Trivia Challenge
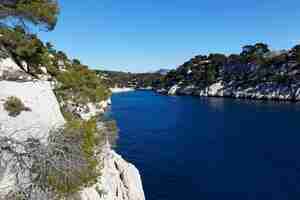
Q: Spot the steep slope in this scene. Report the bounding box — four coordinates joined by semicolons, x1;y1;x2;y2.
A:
80;145;145;200
0;53;145;199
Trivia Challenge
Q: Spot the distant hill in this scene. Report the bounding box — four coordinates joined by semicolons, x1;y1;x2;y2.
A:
155;69;171;75
95;69;164;88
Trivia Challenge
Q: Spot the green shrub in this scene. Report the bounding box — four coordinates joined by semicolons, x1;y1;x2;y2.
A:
0;27;53;75
2;118;108;199
0;0;59;31
45;119;105;197
55;66;111;104
4;96;30;117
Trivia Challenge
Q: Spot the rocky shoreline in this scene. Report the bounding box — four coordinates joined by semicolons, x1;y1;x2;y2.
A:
157;81;300;102
110;87;135;93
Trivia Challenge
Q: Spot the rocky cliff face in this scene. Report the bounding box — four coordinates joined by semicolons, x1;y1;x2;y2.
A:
0;58;145;200
156;44;300;101
166;81;300;101
80;145;145;200
0;78;65;197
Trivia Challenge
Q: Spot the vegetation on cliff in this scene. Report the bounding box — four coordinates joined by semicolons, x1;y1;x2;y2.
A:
0;1;117;199
4;96;30;117
56;65;111;105
157;43;300;97
0;0;59;31
45;119;103;197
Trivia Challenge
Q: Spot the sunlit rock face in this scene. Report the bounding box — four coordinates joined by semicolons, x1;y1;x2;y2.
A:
0;57;145;200
0;57;32;81
0;80;65;196
80;145;145;200
0;80;65;143
165;80;300;101
168;84;180;95
63;98;112;121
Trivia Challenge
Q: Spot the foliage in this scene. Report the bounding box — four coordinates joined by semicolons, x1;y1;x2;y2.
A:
45;42;56;54
55;66;111;104
271;74;290;84
205;64;217;84
96;69;165;89
0;27;112;107
208;53;227;66
4;96;30;117
45;119;103;197
0;26;53;75
159;42;300;91
0;1;116;199
0;118;107;199
0;0;59;31
240;43;270;64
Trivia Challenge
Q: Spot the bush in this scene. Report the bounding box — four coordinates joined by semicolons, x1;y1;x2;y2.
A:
0;27;52;75
44;119;105;197
0;119;105;199
4;96;30;117
0;118;107;199
55;66;111;104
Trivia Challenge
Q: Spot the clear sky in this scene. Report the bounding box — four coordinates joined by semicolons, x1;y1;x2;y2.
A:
39;0;300;73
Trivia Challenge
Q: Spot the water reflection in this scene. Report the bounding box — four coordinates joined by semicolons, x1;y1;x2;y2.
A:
204;97;225;112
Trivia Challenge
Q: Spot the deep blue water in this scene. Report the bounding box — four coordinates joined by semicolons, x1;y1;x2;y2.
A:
109;91;300;200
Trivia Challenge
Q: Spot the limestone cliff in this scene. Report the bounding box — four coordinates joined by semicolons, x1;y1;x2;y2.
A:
155;45;300;102
0;58;145;200
80;145;145;200
166;81;300;101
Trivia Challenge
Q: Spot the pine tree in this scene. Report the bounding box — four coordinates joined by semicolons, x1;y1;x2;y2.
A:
0;0;59;31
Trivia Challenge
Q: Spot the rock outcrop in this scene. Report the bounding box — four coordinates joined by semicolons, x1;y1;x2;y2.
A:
0;80;65;196
167;84;180;95
154;44;300;102
0;57;32;81
80;145;145;200
0;80;65;142
166;81;300;101
62;99;112;121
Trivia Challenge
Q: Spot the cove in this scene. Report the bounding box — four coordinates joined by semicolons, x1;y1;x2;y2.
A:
109;91;300;200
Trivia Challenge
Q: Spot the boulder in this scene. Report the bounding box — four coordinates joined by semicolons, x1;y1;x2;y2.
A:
0;57;32;81
168;84;180;95
208;82;224;96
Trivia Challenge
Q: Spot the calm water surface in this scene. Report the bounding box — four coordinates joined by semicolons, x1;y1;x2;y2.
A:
109;91;300;200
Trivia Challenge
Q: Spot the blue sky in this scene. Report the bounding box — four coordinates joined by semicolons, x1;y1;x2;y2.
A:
39;0;300;72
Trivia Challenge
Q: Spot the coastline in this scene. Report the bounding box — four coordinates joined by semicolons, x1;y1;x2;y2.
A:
110;87;135;93
154;82;300;102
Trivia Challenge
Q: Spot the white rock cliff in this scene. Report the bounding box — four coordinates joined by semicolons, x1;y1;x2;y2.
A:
80;145;145;200
167;81;300;101
0;58;145;200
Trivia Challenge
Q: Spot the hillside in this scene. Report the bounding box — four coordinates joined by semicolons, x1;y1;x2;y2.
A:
0;1;145;199
156;43;300;101
0;28;145;200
